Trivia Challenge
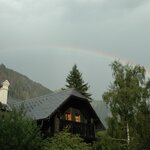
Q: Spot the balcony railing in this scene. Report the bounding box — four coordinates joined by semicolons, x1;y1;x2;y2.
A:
59;119;95;141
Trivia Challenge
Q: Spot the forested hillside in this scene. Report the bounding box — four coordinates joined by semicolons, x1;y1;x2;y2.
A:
0;64;52;100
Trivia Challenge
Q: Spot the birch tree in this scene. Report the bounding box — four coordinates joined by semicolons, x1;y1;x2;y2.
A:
102;61;150;150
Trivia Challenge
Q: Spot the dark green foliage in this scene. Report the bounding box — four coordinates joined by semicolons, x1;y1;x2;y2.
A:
43;129;89;150
135;102;150;150
0;108;43;150
66;64;92;100
93;131;122;150
0;64;52;100
100;61;150;150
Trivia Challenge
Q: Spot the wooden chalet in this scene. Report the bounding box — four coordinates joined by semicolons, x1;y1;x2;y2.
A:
7;88;104;142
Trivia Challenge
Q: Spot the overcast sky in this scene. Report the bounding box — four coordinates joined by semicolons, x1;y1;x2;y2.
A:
0;0;150;100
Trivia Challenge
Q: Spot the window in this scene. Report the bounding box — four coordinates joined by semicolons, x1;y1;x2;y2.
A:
75;114;80;122
65;112;72;121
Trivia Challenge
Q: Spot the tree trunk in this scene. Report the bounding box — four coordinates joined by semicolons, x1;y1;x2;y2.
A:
127;122;130;149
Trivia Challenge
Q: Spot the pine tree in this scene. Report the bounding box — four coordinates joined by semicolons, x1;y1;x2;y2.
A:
66;64;92;100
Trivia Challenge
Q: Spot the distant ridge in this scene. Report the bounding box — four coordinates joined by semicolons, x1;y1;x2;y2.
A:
0;64;52;100
91;100;111;128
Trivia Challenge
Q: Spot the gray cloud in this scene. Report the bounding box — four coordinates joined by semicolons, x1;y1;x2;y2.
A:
0;0;150;99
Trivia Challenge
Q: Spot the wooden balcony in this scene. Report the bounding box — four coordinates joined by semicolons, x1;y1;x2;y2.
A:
59;119;95;141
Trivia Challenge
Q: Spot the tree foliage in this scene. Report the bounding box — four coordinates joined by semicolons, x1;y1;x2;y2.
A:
100;61;150;150
66;64;92;100
93;131;122;150
0;108;43;150
43;129;89;150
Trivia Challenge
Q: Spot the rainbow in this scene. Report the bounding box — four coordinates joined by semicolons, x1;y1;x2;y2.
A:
47;44;150;77
3;44;150;77
48;44;124;62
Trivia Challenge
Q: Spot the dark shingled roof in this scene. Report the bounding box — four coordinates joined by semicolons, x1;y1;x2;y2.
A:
8;88;88;120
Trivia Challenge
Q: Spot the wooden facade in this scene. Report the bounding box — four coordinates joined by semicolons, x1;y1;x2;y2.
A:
38;95;104;142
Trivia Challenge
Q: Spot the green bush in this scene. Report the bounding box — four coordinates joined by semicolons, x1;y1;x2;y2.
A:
0;108;42;150
93;131;122;150
44;129;89;150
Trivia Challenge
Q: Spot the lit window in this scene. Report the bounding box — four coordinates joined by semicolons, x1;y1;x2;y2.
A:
75;114;80;122
65;112;72;121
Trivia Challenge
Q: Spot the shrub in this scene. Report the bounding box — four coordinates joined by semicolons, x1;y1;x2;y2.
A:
0;108;42;150
44;129;89;150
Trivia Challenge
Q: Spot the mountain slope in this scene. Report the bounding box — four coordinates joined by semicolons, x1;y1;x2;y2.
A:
91;100;111;128
0;64;52;100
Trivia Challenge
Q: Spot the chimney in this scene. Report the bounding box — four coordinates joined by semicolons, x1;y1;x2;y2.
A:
0;80;10;104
